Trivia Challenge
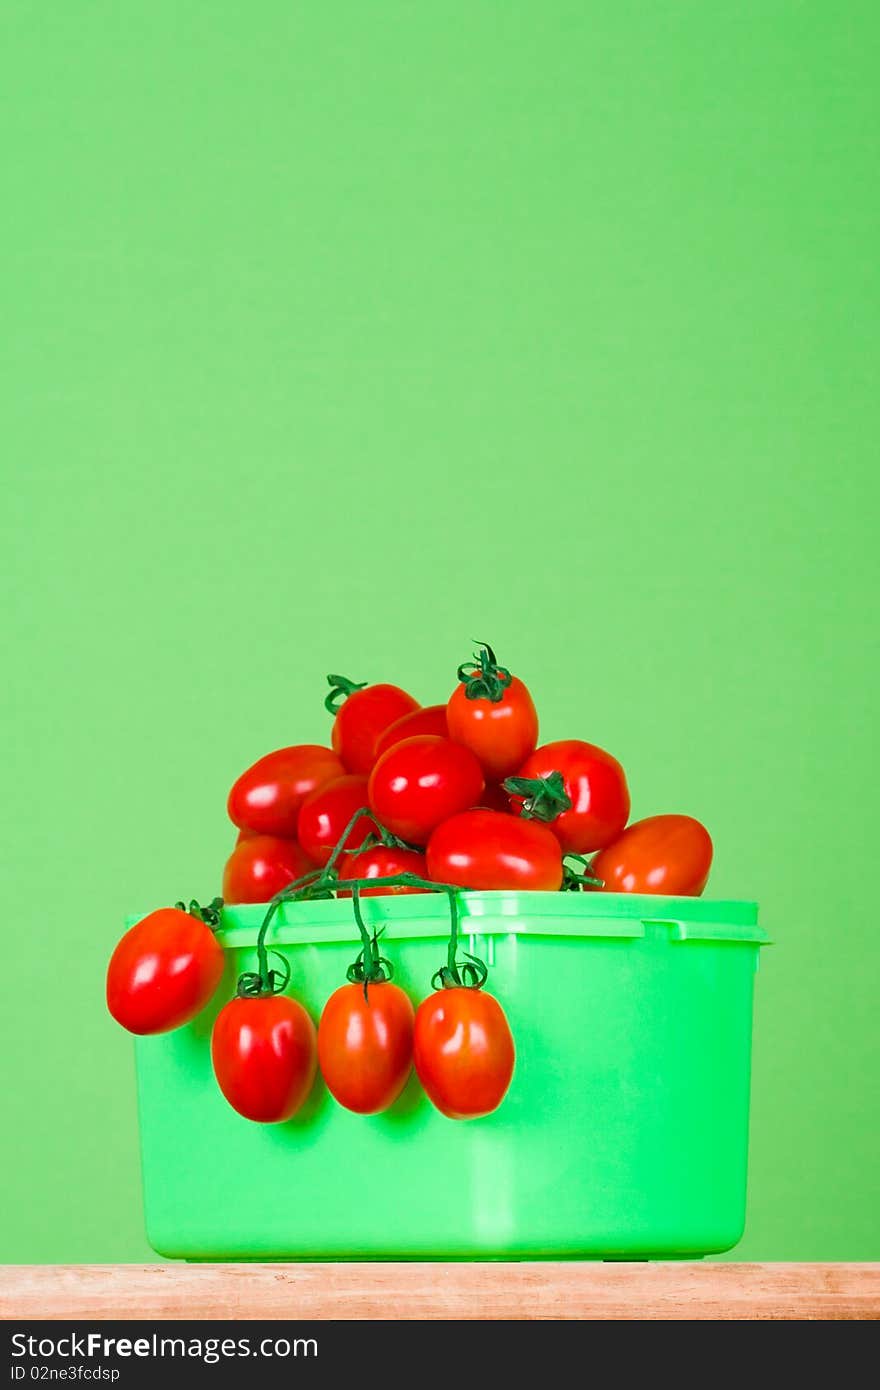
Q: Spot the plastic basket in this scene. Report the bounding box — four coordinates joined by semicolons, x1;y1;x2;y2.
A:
133;890;767;1260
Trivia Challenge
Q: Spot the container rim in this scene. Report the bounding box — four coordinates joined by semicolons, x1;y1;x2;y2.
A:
127;892;767;946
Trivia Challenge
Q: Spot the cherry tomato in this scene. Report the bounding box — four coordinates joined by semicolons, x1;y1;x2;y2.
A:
591;814;713;896
318;981;414;1114
235;827;259;844
339;843;429;896
297;774;376;866
447;662;538;781
228;745;345;837
212;994;317;1123
222;835;312;904
427;808;563;891
374;704;448;759
329;677;420;774
106;906;225;1035
511;739;630;853
368;736;484;844
414;988;515;1120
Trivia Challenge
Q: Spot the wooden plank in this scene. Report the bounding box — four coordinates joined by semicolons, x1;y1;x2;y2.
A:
0;1263;877;1321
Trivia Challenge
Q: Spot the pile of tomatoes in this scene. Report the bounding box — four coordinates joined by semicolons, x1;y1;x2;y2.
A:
106;643;713;1129
223;645;713;903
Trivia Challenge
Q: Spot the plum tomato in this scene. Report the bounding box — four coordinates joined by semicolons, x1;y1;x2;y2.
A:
368;736;484;844
318;981;415;1114
446;645;538;781
106;903;225;1035
222;835;312;904
414;987;515;1120
509;739;630;854
212;994;317;1123
228;745;344;837
374;704;448;759
297;774;376;866
426;808;563;891
327;675;420;775
591;814;713;896
338;843;429;895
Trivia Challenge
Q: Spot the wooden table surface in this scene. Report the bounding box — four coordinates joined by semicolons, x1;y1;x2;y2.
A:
0;1263;877;1321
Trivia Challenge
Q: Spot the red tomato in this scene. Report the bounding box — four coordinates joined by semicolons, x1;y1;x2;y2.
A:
329;678;420;775
511;739;630;853
222;836;312;904
235;827;259;844
427;809;563;891
591;814;713;896
368;736;484;844
297;774;376;866
212;994;317;1123
318;982;414;1114
374;704;448;759
228;745;344;837
338;844;429;896
447;678;538;781
106;906;225;1035
414;988;515;1120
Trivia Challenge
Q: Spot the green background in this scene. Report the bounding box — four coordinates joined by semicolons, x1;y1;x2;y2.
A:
2;1;877;1263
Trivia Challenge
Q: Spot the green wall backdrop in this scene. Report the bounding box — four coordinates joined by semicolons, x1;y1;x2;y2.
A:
2;2;878;1262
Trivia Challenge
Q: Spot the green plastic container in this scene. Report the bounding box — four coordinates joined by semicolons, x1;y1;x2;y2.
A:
133;891;767;1260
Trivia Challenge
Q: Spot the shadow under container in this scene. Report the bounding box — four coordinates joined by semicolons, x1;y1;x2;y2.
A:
133;891;767;1260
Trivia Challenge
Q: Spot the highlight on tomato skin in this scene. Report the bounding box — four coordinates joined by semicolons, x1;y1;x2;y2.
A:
296;774;377;867
426;808;563;892
211;994;318;1124
368;735;485;845
106;907;225;1036
222;835;313;904
446;674;538;782
227;745;345;838
511;739;630;854
590;814;713;896
318;982;415;1115
413;987;515;1120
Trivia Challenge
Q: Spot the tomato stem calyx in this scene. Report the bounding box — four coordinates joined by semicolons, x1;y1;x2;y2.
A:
235;949;291;999
432;953;488;991
324;673;369;714
174;897;224;930
430;886;488;991
561;854;604;891
456;642;513;703
503;770;572;822
346;887;395;1000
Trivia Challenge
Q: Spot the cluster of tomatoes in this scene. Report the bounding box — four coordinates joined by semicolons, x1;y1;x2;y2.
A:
106;892;515;1125
223;645;713;902
106;643;713;1128
211;953;515;1127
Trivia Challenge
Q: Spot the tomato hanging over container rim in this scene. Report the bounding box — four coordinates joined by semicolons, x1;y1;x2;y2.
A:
210;916;318;1124
107;897;226;1036
411;882;516;1120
